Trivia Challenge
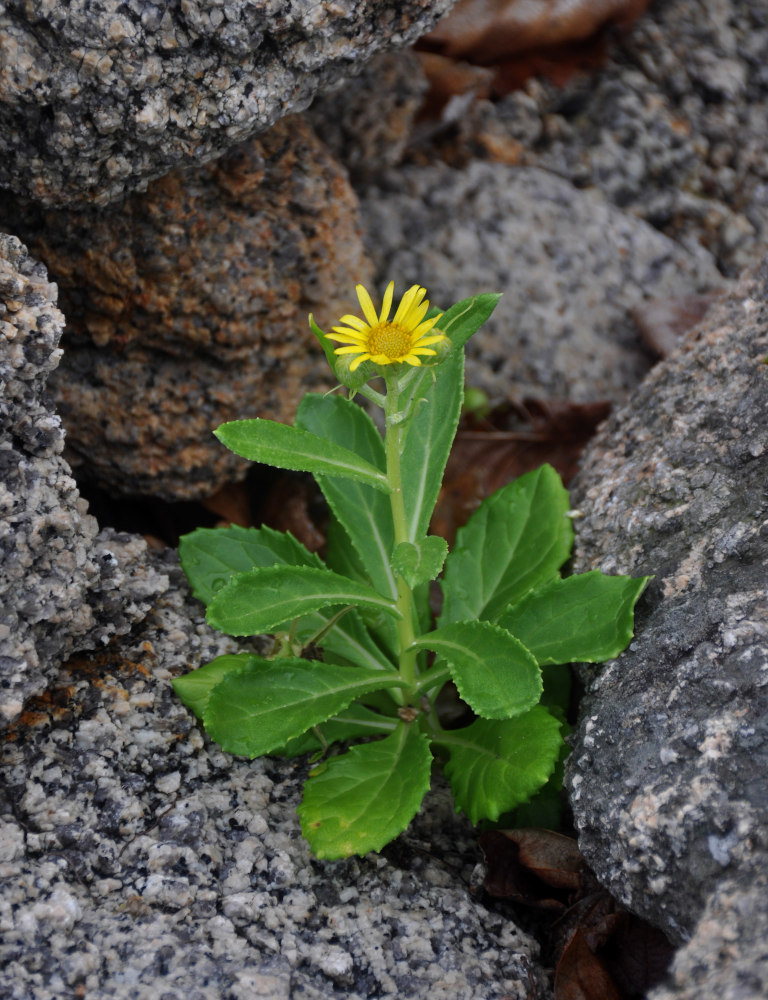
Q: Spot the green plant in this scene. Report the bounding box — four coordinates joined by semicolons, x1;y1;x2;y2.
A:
173;283;649;859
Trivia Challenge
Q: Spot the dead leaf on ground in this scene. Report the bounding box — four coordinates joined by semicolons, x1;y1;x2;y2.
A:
258;473;326;553
555;928;624;1000
480;828;675;1000
423;0;651;64
201;481;252;527
632;290;724;358
432;397;611;544
418;0;651;98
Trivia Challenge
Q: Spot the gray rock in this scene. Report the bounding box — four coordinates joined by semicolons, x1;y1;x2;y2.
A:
470;0;768;276
565;254;768;965
360;161;722;404
0;554;546;1000
0;234;168;727
307;51;429;184
650;871;768;1000
0;0;454;208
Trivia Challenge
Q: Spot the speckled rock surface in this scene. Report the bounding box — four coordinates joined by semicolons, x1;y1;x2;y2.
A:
0;117;372;500
359;161;721;403
0;0;455;208
0;234;168;727
443;0;768;276
650;871;768;1000
565;255;768;962
307;51;429;184
0;553;545;1000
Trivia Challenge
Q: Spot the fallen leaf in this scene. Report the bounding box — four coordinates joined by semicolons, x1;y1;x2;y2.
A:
481;828;675;1000
201;481;251;526
632;291;724;358
555;928;623;1000
432;397;610;543
423;0;651;64
258;472;326;553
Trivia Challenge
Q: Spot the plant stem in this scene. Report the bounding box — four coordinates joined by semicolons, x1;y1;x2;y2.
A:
384;371;419;697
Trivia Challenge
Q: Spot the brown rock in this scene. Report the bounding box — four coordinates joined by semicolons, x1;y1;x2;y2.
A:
1;116;372;500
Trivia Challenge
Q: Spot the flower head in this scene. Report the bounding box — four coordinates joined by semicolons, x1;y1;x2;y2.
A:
327;282;446;372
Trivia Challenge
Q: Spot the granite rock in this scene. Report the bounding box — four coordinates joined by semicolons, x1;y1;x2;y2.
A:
0;0;455;208
0;554;546;1000
359;161;722;404
307;51;429;184
565;255;768;966
0;234;168;727
1;117;373;500
444;0;768;276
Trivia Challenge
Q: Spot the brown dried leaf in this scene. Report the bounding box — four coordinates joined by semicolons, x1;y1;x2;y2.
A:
432;398;610;543
479;830;575;911
555;928;623;1000
259;473;326;553
499;829;586;890
424;0;651;64
201;482;251;527
632;291;724;358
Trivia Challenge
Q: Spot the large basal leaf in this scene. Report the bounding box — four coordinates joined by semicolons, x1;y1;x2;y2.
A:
207;565;401;637
298;723;433;859
438;708;564;824
296;394;398;605
440;464;573;625
179;523;322;605
410;620;541;719
215;419;390;493
172;653;254;720
280;704;399;758
499;571;651;665
203;658;403;758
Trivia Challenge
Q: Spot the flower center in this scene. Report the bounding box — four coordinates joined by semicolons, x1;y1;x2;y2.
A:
368;322;412;359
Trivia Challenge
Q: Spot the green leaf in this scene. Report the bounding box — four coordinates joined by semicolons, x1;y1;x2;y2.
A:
298;723;433;858
309;314;372;392
391;536;448;589
399;343;464;542
440;465;573;624
436;293;502;352
296;395;397;605
410;621;541;719
215;419;390;493
179;524;322;605
280;704;399;757
437;708;564;824
172;653;254;720
204;658;403;758
207;565;401;637
499;571;652;665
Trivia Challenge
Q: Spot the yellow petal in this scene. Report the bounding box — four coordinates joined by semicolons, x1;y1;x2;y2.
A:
410;347;437;356
402;354;423;366
392;285;420;325
412;317;441;338
334;345;367;355
349;352;372;372
356;284;380;327
327;332;366;344
402;297;429;330
337;314;368;331
379;281;394;323
413;333;446;347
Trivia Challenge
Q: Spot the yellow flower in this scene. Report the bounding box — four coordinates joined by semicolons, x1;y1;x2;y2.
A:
327;282;446;372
